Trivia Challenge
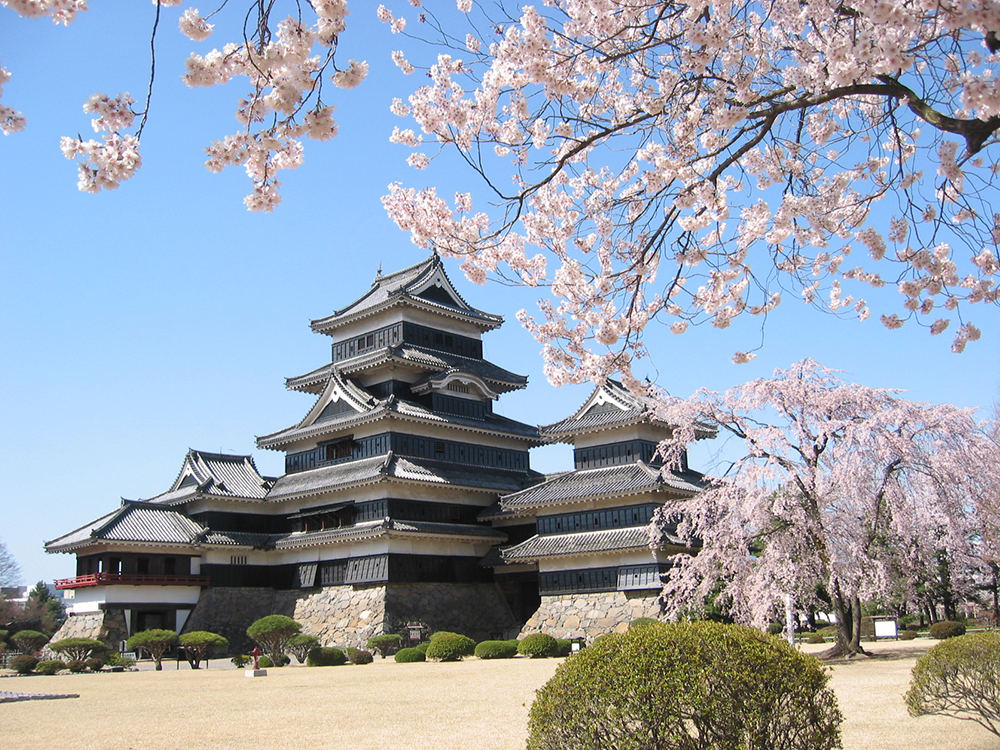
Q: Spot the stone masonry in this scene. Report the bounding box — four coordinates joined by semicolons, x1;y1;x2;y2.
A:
518;590;663;641
47;609;128;651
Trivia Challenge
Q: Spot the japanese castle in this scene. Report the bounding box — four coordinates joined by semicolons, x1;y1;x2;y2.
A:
46;255;707;650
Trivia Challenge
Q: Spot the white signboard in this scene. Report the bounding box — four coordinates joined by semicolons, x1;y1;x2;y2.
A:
874;619;898;638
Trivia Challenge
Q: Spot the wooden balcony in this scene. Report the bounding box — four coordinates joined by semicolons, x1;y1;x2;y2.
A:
54;573;211;590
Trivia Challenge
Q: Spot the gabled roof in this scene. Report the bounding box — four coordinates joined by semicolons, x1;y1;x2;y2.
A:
285;346;527;395
541;379;716;442
264;451;539;502
45;501;209;553
500;523;687;562
151;450;273;504
310;254;503;334
495;462;705;517
256;391;541;450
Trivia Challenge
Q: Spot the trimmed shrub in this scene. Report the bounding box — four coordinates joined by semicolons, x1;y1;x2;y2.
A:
905;623;921;632
394;647;426;663
928;620;966;640
50;637;106;662
85;657;105;671
10;655;39;674
127;629;178;671
105;653;136;669
35;659;66;676
349;649;374;665
65;659;87;673
12;630;49;655
231;654;250;668
367;634;403;657
554;639;573;657
767;622;784;636
899;629;918;641
426;633;476;662
307;647;347;667
527;621;842;750
906;632;1000;737
246;615;301;665
628;617;661;630
806;633;826;644
286;634;320;665
414;642;430;655
259;654;290;668
518;633;559;659
178;631;229;669
475;640;519;660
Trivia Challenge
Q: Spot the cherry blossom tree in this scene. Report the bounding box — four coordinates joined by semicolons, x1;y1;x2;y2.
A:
648;359;994;658
380;0;1000;367
6;1;1000;361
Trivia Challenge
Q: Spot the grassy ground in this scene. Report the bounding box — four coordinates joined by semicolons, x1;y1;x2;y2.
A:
1;639;997;750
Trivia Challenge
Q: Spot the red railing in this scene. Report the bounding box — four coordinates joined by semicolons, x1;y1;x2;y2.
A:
54;573;211;590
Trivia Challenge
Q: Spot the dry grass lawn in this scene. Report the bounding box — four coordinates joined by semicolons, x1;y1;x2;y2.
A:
2;639;997;750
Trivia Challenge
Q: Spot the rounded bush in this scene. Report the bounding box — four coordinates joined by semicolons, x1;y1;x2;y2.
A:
928;620;966;640
554;639;573;657
66;659;87;673
518;633;559;658
10;655;39;674
905;623;921;632
85;657;105;671
899;629;918;641
349;649;374;665
306;647;347;667
394;647;426;663
527;621;842;750
474;640;519;659
906;632;1000;736
105;653;136;669
414;642;430;655
36;659;66;676
806;633;826;644
628;617;661;630
426;633;476;661
767;622;784;636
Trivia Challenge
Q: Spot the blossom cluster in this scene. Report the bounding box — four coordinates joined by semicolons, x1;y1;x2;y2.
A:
5;0;361;211
380;0;1000;374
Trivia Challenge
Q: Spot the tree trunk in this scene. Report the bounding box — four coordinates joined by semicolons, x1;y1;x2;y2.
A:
819;581;867;659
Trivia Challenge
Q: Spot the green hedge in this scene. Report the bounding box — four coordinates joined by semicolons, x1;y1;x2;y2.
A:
394;647;426;663
518;633;559;658
350;649;374;665
306;647;347;667
527;621;842;750
475;640;519;659
928;621;966;640
36;659;66;675
426;633;476;661
906;632;1000;736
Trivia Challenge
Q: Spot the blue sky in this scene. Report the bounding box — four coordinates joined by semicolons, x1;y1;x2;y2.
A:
1;3;997;586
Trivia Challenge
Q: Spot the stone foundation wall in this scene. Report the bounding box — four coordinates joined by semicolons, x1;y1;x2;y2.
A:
384;583;516;642
292;585;386;649
183;587;301;654
518;590;663;641
47;609;128;651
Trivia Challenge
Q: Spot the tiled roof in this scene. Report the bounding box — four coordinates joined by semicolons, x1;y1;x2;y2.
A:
541;380;715;442
256;394;541;449
541;379;666;439
273;518;507;549
149;450;273;504
501;523;686;562
502;527;651;561
265;452;537;502
338;344;528;390
45;502;208;552
265;454;392;501
497;462;704;514
310;255;502;333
